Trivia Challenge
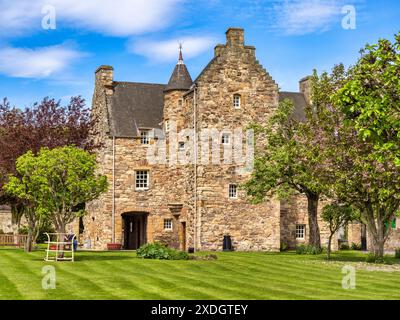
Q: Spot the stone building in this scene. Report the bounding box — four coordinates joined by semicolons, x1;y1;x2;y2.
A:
83;28;346;251
0;205;13;234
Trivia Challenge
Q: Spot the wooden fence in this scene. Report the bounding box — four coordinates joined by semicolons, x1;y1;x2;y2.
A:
0;234;28;247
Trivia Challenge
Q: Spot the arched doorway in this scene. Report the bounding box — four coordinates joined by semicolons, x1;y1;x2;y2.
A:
122;212;148;250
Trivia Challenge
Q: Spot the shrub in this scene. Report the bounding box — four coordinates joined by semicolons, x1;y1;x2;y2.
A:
365;253;386;264
136;242;189;260
395;249;400;259
280;241;288;252
296;244;322;255
350;242;362;251
18;226;29;235
339;243;350;250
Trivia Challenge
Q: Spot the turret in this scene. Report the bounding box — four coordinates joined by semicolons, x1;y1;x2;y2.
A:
163;46;193;133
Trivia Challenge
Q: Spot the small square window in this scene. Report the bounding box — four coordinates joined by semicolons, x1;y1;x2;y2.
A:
178;141;185;150
296;224;306;239
135;170;149;190
165;120;170;133
229;184;237;198
140;130;150;145
178;99;183;107
164;219;173;231
233;94;241;109
222;133;230;145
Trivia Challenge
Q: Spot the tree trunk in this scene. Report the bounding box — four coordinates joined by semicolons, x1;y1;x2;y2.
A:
363;205;386;259
327;234;333;260
306;192;321;250
372;220;385;258
56;222;67;259
25;228;33;252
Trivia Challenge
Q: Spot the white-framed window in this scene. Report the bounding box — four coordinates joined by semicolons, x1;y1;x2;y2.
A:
164;219;173;231
165;120;170;133
222;133;230;145
178;141;185;150
233;94;241;109
135;170;149;190
296;224;306;239
140;130;150;145
229;184;238;199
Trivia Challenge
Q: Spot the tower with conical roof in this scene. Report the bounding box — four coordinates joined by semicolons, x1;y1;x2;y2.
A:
163;45;193;134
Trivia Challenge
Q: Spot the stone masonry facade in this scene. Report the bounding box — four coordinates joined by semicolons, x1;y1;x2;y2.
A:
82;27;396;252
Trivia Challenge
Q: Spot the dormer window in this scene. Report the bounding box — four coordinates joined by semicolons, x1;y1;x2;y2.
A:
233;94;241;109
140;130;150;145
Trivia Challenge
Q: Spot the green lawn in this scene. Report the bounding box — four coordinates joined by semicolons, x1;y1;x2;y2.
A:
0;248;399;300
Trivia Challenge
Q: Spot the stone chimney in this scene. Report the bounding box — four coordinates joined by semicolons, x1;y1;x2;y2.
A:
226;27;244;47
299;76;312;105
95;65;114;95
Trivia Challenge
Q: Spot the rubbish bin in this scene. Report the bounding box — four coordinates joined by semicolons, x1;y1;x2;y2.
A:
223;235;233;251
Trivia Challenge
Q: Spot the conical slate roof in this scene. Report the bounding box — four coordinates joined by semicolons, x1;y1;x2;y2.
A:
164;48;193;92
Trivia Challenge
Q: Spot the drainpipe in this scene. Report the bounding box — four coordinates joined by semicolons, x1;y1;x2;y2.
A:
112;135;116;243
192;84;199;251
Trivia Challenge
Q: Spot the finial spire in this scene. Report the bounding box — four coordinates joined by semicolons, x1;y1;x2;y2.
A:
178;43;183;65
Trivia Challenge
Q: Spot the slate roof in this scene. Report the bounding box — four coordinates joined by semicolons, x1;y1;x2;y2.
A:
109;82;165;137
279;91;307;122
106;85;307;137
164;63;193;92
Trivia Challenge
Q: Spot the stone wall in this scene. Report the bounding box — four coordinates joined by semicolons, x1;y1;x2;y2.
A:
183;28;281;251
0;206;13;234
280;195;338;250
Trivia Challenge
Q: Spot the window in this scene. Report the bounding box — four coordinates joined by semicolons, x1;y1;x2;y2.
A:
233;94;241;109
165;120;170;133
178;141;185;150
229;184;238;198
140;130;150;145
164;219;173;231
135;170;149;190
296;224;306;239
222;133;230;145
178;99;183;107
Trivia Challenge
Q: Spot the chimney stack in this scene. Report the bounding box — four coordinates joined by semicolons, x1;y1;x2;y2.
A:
95;65;114;95
226;28;244;47
299;76;312;105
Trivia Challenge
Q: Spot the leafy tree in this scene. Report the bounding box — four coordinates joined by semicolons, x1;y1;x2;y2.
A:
335;32;400;167
321;203;357;259
0;97;99;244
312;60;400;259
4;146;107;248
244;99;326;250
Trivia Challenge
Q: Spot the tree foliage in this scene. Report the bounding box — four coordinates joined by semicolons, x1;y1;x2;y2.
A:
4;146;107;235
335;32;400;166
311;38;400;258
244;99;326;249
321;203;358;259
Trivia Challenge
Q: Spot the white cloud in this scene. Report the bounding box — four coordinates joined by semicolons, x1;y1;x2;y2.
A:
0;0;183;37
271;0;347;35
0;44;83;78
129;36;216;63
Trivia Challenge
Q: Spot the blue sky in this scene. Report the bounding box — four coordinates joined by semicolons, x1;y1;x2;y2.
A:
0;0;399;108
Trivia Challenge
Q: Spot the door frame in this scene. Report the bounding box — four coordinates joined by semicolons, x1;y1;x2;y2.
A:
122;212;148;250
